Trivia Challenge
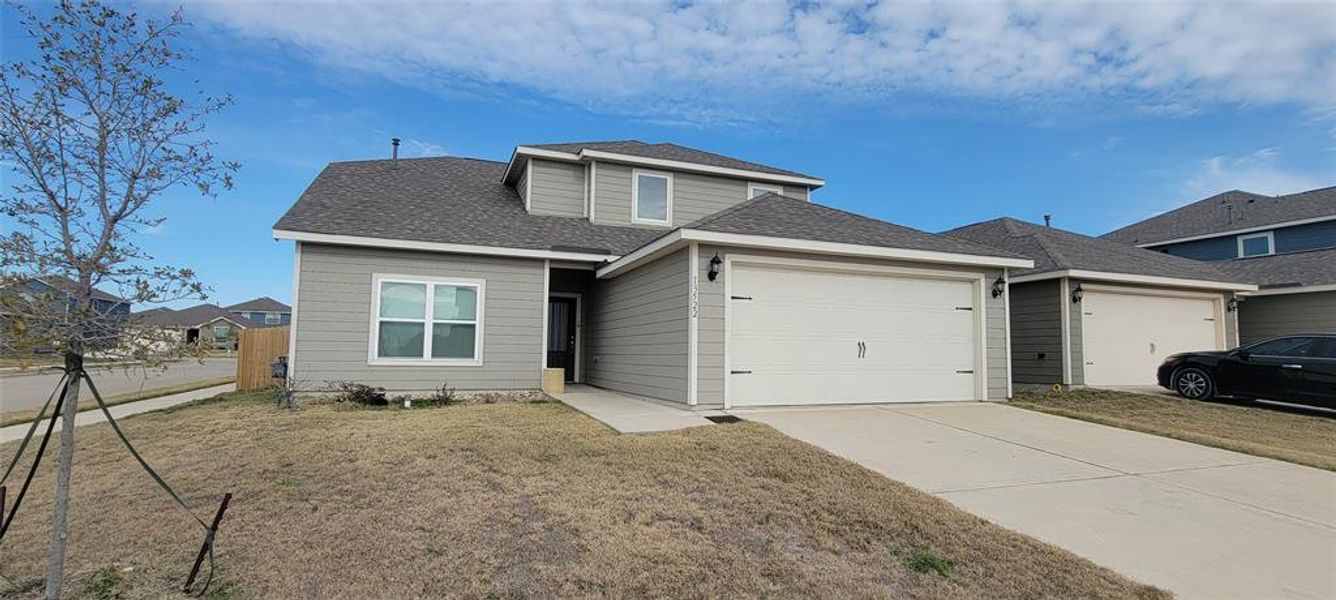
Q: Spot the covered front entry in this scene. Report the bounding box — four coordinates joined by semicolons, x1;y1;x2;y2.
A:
1081;288;1223;386
726;260;982;407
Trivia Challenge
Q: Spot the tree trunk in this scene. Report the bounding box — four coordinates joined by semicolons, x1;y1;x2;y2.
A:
44;350;83;599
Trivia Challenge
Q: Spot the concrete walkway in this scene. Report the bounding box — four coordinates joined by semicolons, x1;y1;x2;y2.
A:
551;385;716;433
738;402;1336;600
0;383;235;444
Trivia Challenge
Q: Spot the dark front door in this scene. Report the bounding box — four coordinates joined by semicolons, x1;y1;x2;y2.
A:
547;297;578;382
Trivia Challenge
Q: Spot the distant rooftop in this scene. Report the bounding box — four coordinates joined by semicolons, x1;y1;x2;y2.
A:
1102;186;1336;246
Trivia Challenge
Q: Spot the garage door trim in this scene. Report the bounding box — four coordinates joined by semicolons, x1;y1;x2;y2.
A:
723;253;989;409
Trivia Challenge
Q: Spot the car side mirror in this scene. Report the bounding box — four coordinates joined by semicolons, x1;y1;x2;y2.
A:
1236;350;1251;361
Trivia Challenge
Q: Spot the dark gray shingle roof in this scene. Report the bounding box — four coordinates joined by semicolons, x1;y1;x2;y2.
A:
945;218;1242;282
1102;186;1336;245
135;303;248;328
524;140;817;180
40;276;124;303
684;194;1024;259
226;297;291;313
1215;248;1336;288
274;156;662;256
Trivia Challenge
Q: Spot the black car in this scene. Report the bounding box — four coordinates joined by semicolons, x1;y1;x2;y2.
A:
1157;333;1336;409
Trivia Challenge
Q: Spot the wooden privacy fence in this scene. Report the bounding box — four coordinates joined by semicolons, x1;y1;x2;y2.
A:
236;326;289;391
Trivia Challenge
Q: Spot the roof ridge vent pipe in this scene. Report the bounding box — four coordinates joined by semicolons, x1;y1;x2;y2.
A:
1043;214;1051;227
391;138;401;169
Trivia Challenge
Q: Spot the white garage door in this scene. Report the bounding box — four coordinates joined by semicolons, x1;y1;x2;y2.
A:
1082;290;1222;386
727;264;980;407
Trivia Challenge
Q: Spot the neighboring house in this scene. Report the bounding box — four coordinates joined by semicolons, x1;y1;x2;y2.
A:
227;296;292;326
0;276;131;351
1102;186;1336;342
945;218;1255;388
134;303;251;351
274;140;1033;407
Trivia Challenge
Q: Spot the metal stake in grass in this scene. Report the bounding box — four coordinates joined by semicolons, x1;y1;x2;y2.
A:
184;493;233;593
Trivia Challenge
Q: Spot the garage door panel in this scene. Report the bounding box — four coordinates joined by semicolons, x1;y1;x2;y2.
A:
728;264;981;406
1083;290;1221;386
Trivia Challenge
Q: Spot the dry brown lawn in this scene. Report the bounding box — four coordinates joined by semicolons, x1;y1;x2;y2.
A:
1014;388;1336;471
1;390;1167;599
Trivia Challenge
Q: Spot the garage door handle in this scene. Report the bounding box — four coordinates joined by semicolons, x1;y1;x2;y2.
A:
730;295;752;301
956;370;974;374
1281;364;1303;370
730;370;752;375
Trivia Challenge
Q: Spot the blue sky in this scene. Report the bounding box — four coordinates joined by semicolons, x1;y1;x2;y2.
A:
4;1;1334;309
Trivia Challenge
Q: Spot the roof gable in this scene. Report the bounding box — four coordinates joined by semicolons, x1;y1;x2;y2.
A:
226;296;291;313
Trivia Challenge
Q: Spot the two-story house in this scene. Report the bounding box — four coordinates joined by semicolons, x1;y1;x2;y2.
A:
1;276;132;352
1102;186;1336;342
275;140;1033;407
227;297;292;326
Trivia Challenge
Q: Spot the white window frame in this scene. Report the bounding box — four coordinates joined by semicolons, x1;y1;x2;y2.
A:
265;312;282;325
368;274;485;366
747;182;783;199
631;169;673;225
1237;231;1275;258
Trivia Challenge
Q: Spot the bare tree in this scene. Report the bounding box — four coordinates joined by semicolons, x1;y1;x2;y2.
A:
0;1;237;596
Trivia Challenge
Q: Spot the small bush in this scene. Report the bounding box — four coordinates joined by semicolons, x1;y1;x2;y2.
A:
907;549;954;577
421;382;457;406
332;382;388;406
86;566;123;600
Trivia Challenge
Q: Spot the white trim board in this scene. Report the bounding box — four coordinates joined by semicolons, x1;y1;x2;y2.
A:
1009;269;1257;292
273;229;618;263
1132;215;1336;248
504;146;826;188
287;242;302;386
597;229;1033;279
1240;283;1336;297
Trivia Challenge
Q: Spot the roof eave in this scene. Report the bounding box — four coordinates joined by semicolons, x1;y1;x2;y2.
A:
273;228;620;263
1009;269;1258;292
502;146;825;189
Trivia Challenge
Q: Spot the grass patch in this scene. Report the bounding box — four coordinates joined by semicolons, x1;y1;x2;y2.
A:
0;377;235;428
84;567;123;600
1014;388;1336;471
0;389;1167;599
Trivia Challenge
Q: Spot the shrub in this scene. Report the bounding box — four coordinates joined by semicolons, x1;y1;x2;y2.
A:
332;381;388;406
419;382;457;407
906;549;954;577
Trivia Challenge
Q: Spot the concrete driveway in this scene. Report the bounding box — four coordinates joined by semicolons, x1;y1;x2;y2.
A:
739;402;1336;599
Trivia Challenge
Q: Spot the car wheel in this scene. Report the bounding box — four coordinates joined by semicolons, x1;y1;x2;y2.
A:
1174;367;1215;400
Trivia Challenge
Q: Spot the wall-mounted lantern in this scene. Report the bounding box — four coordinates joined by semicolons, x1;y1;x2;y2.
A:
991;276;1006;298
1226;296;1239;312
707;254;722;282
1071;283;1084;303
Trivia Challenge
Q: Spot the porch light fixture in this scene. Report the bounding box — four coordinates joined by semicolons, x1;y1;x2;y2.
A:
991;276;1006;298
1071;283;1084;304
1226;297;1239;312
707;253;722;282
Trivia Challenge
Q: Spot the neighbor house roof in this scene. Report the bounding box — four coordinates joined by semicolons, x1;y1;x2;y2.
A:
520;140;818;181
37;276;125;303
135;303;249;328
274;156;662;257
226;297;291;313
945;218;1253;289
1101;186;1336;246
1216;248;1336;290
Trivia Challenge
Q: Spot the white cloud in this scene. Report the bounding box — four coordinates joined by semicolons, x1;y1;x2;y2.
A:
1185;147;1327;197
194;1;1336;123
399;138;449;158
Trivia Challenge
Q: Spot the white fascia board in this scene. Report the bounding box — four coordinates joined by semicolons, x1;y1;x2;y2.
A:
597;229;1033;278
502;147;583;183
1240;283;1336;297
1133;215;1336;248
273;229;617;263
577;149;825;188
1010;269;1258;291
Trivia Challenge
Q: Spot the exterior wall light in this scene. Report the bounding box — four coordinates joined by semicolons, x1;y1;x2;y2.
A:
1071;283;1084;303
991;276;1006;298
707;254;722;282
1226;296;1239;312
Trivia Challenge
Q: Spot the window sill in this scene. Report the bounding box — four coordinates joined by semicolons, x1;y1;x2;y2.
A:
368;358;483;367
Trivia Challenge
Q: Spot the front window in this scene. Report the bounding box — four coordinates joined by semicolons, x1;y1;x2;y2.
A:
748;183;783;199
1237;232;1273;257
372;277;482;363
212;323;230;339
633;170;671;224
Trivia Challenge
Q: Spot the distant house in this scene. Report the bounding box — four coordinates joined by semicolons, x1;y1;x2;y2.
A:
1103;186;1336;342
1;276;131;351
134;303;253;351
226;297;291;326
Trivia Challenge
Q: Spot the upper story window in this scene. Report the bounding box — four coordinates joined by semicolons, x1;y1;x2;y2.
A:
1237;232;1274;257
371;275;483;365
632;169;672;225
265;312;282;324
748;183;783;199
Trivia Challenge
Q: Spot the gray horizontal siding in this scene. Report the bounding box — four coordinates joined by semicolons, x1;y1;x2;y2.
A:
1009;280;1063;385
293;243;544;391
586;248;690;403
1156;236;1237;261
592;161;805;228
528;159;586;218
1239;291;1336;342
1276;220;1336;254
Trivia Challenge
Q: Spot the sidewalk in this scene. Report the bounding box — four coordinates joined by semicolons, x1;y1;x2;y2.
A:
0;382;235;444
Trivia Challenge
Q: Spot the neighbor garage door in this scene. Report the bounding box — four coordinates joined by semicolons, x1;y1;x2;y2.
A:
727;263;981;407
1081;289;1222;386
